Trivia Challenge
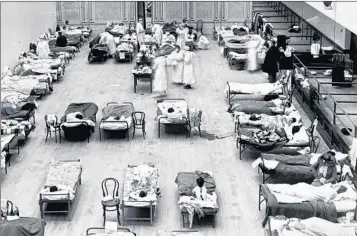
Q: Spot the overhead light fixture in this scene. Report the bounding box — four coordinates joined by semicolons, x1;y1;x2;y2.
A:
323;1;333;10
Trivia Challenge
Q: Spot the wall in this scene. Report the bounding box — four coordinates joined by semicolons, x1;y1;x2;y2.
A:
1;2;57;70
306;2;357;36
57;1;252;34
282;1;350;49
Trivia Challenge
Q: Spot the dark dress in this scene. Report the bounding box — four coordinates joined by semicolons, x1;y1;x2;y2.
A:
56;35;68;47
263;46;280;75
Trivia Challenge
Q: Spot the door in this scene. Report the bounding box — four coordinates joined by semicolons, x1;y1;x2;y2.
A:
137;1;146;28
350;33;357;74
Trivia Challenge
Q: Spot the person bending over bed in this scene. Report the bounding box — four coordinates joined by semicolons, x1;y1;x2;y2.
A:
192;177;209;201
56;32;68;47
311;151;338;186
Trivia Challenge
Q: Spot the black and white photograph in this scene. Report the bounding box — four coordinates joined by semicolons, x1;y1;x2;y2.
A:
1;1;357;236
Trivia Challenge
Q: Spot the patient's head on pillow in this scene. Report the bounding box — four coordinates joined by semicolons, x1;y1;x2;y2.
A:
75;113;84;119
196;177;205;188
337;185;347;194
114;116;120;120
50;186;58;192
139;191;147;198
168;107;175;113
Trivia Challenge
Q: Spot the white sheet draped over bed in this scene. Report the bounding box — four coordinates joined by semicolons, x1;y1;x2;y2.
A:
225;81;283;96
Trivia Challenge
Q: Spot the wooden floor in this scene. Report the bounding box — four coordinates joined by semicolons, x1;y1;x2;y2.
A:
0;39;328;236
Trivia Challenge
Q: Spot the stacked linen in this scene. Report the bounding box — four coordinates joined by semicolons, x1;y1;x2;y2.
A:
1;119;33;140
1;75;44;96
116;42;134;52
123;165;159;207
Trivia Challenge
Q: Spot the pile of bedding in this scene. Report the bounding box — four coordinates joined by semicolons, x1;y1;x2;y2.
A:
132;66;152;74
1;102;36;121
61;112;95;127
1;217;45;236
116;42;134;52
240;128;286;144
100;104;134;130
1;91;34;106
228;52;248;60
1;75;45;96
40;161;81;201
225;81;283;96
144;35;156;43
268;216;357;236
1;119;33;140
156;100;188;124
123;165;159;207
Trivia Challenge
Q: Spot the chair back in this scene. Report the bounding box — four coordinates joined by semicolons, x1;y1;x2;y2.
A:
309;117;318;136
45;114;58;129
132;111;145;125
101;178;120;199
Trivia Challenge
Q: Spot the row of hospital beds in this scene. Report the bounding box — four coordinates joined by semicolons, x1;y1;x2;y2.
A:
223;65;357;235
0;27;90;174
36;161;217;229
48;99;202;143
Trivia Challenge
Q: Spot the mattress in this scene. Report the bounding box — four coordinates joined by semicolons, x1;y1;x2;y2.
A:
123;165;159;207
156;99;188;124
40;160;81;201
0;217;45;236
100;103;134;130
1;102;35;120
157;231;205;236
260;184;338;222
2;76;41;96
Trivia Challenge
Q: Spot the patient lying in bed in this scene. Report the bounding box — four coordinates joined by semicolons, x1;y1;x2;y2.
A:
40;184;75;200
225;81;283;96
62;112;95;127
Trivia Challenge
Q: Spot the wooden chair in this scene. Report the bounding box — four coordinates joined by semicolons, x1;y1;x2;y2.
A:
101;178;121;226
132;111;146;139
44;114;61;143
307;117;318;151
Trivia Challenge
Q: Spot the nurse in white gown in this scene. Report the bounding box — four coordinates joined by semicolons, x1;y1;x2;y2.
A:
152;24;163;45
246;37;262;71
152;55;168;96
176;24;186;50
166;45;184;84
136;19;145;47
183;46;196;88
99;31;116;55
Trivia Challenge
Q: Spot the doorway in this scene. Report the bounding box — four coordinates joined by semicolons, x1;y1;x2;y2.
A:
350;32;357;74
137;1;152;29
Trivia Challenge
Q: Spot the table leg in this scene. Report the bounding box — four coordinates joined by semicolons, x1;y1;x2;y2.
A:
150;79;153;93
134;76;137;93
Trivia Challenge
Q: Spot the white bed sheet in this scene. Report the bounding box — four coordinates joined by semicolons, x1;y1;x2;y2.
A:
225;82;283;96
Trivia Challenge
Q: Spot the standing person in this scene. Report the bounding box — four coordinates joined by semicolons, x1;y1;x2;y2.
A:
136;18;145;48
152;24;163;45
246;36;262;72
166;45;184;84
151;55;168;97
183;46;196;89
311;151;338;186
176;24;186;50
263;39;280;83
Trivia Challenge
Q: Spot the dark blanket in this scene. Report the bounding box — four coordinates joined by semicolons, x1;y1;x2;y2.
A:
260;153;316;184
175;171;216;196
89;35;101;49
228;100;278;115
261;184;337;222
1;102;35;120
61;103;98;141
91;44;109;58
61;103;98;123
0;217;45;236
263;46;280;74
102;103;134;120
260;153;312;166
156;44;175;57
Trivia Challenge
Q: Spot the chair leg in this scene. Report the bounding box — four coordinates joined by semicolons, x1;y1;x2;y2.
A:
142;125;145;139
45;130;49;142
198;125;202;137
99;128;102;141
132;127;136;139
103;207;106;226
116;206;121;225
55;131;57;143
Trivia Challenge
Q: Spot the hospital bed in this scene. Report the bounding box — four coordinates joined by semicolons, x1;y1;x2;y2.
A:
38;159;82;221
156;99;191;138
122;164;160;225
256;150;350;184
61;103;98;142
265;216;357;236
99;102;134;141
175;171;219;228
1;119;34;141
1;134;19;174
115;41;134;63
258;182;357;227
157;230;205;236
85;227;136;236
2;75;50;98
0;217;45;236
1;101;36;124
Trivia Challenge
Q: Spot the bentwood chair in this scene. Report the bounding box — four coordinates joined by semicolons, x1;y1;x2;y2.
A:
101;178;121;226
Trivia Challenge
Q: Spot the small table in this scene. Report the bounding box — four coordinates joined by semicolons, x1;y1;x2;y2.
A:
133;73;153;93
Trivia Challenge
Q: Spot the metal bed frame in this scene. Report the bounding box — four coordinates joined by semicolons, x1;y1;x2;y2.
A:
122;164;159;226
61;121;91;143
86;227;136;236
1;132;20;174
99;102;134;141
160;230;202;235
115;41;134;63
38;159;82;221
157;99;191;138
